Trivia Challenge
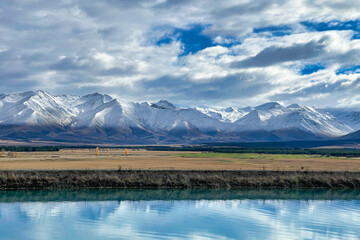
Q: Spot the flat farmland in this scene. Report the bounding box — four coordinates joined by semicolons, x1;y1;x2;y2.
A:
0;149;360;171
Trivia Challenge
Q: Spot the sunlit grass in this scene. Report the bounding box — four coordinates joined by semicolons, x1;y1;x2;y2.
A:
174;152;352;160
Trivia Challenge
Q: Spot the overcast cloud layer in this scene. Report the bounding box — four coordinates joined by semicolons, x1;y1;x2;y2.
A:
1;0;360;108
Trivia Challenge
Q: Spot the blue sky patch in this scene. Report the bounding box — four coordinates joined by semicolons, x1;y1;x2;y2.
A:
156;25;215;56
301;20;360;40
336;65;360;75
300;64;325;75
352;32;360;39
156;37;172;45
253;25;292;37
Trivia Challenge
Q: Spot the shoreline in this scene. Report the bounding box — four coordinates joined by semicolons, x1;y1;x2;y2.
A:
1;170;360;190
1;189;360;202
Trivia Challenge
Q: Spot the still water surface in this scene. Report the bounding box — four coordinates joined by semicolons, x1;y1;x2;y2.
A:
0;189;359;240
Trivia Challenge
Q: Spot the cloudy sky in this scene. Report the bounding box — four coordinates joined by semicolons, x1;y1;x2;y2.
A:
1;0;360;108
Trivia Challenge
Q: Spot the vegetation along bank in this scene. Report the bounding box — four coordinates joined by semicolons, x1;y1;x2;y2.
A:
0;170;360;190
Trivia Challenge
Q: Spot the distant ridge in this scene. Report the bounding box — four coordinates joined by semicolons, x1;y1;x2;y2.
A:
341;129;360;140
0;90;359;144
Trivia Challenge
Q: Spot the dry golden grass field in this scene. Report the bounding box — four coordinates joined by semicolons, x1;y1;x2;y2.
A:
0;148;360;171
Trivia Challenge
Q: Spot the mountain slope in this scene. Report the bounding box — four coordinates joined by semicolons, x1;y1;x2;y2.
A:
340;129;360;140
326;108;360;130
0;91;358;144
235;103;351;137
195;106;251;123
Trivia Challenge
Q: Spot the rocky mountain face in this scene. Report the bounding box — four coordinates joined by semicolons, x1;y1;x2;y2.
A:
0;91;359;144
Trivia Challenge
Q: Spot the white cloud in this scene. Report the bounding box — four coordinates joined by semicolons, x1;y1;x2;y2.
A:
1;0;360;107
338;95;360;107
93;52;116;69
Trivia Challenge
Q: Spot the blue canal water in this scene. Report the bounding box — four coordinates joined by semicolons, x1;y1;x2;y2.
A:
0;189;359;240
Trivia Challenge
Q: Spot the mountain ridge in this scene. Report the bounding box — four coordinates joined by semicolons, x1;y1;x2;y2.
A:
0;90;359;144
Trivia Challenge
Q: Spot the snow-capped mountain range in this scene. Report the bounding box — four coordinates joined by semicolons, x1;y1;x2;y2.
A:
0;90;359;144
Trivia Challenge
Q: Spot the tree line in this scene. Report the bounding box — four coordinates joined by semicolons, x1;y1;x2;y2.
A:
1;145;360;157
0;146;60;152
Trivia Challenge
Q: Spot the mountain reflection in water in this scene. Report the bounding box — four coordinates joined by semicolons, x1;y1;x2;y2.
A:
0;189;359;240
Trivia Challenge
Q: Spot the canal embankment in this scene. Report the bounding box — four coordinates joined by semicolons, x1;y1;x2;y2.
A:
1;170;360;190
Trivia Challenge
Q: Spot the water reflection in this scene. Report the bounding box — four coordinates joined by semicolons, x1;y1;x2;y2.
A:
0;189;359;240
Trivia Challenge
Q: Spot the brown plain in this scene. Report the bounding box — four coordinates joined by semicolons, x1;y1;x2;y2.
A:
0;149;360;171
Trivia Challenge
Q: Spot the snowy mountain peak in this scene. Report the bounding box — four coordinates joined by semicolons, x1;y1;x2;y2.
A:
0;91;358;143
255;102;283;110
225;107;236;112
35;90;50;94
287;104;301;109
151;100;176;109
243;106;254;112
139;101;151;107
83;92;113;103
18;90;52;99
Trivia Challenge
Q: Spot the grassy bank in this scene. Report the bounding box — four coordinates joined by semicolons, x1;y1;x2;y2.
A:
1;189;360;202
0;170;360;190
